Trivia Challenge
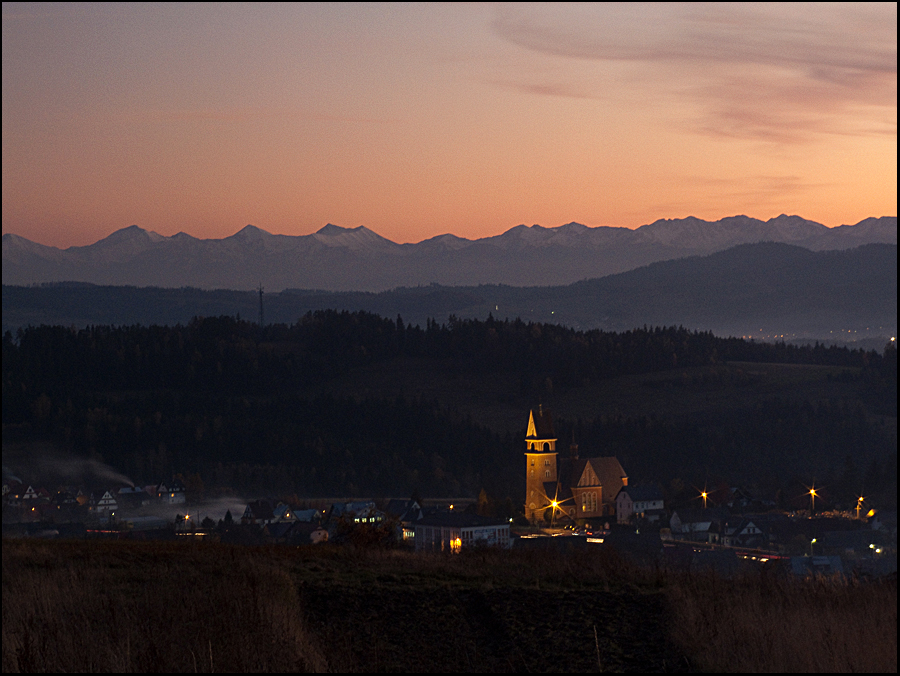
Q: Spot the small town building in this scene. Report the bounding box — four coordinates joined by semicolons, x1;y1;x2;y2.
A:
385;498;424;542
270;503;299;524
615;484;665;524
157;479;186;505
329;501;386;525
722;517;767;548
117;486;150;510
414;513;511;552
242;500;275;525
94;490;119;514
670;507;728;544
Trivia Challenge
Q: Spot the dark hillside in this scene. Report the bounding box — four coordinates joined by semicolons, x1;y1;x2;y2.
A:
2;313;895;505
3;243;895;338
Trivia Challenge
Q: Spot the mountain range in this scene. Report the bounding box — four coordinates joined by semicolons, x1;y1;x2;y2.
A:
3;215;896;291
4;242;895;341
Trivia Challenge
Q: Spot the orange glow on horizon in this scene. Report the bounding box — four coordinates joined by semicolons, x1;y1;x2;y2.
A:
2;4;895;250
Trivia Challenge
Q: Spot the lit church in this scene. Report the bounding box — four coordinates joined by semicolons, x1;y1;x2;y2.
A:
524;407;627;524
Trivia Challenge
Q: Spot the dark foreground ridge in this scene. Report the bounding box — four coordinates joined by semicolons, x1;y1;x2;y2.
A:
4;539;897;673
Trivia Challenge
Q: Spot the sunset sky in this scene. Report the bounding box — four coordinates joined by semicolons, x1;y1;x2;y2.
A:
2;2;896;248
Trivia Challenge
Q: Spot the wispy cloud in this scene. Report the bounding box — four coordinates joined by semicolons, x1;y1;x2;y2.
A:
645;174;833;217
492;3;896;143
124;108;397;126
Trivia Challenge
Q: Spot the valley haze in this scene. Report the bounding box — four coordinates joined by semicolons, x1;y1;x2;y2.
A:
3;215;896;292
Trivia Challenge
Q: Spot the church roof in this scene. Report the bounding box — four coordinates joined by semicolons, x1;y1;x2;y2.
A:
556;456;628;504
526;407;555;439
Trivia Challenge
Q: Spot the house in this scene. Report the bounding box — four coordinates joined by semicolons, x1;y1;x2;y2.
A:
385;498;424;542
157;479;186;505
414;513;511;552
117;486;150;510
524;407;627;523
241;500;275;525
270;503;299;523
51;490;78;509
289;508;323;523
264;521;329;545
721;517;766;548
670;507;728;544
2;480;24;506
329;501;386;525
615;484;665;525
95;490;119;514
3;481;25;507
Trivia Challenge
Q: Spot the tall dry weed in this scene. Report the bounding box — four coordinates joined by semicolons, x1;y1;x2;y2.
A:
665;569;897;672
2;540;327;672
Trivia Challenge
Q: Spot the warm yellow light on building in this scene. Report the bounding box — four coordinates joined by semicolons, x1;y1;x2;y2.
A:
451;537;461;553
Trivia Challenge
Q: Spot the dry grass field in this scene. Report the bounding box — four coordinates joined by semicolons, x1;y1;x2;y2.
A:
2;539;895;673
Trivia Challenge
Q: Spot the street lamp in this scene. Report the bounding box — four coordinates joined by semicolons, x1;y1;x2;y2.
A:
701;491;708;509
810;538;816;556
856;496;864;520
809;487;817;514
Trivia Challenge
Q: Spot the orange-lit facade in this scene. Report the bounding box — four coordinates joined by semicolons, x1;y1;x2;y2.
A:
524;407;627;524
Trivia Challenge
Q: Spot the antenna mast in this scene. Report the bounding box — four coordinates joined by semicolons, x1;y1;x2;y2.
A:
258;284;264;330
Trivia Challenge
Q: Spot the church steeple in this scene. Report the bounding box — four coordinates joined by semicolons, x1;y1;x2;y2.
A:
524;406;558;522
525;405;556;452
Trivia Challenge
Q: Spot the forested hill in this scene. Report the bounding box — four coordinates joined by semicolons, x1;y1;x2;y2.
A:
2;311;888;396
3;243;896;339
2;313;896;506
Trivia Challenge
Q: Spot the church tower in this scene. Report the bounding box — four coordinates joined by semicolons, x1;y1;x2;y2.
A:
524;406;558;522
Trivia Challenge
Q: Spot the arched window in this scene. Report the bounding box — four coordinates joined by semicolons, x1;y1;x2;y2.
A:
542;442;549;451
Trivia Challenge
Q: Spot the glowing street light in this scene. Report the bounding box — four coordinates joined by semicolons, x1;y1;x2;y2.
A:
806;485;819;514
701;491;708;509
810;538;816;556
856;496;865;520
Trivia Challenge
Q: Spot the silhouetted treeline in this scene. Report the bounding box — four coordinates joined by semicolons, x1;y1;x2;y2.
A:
2;312;895;502
2;310;886;399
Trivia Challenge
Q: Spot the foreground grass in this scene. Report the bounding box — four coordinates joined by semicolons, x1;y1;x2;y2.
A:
665;568;896;673
2;539;896;672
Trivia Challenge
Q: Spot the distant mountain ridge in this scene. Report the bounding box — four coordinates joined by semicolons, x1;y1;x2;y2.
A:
3;215;895;291
4;242;895;341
